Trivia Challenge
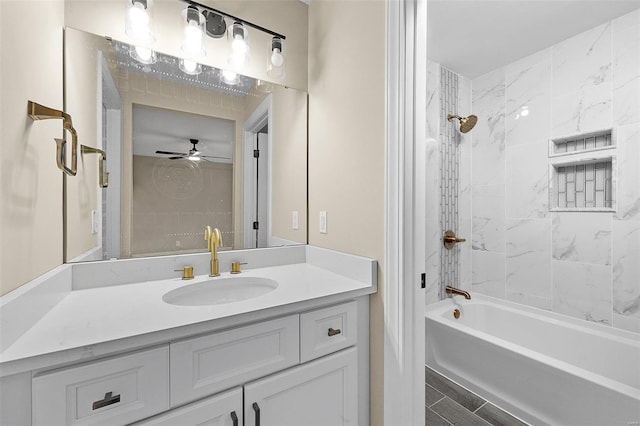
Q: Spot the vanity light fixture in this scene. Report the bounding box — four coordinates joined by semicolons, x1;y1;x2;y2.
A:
130;45;157;64
220;69;239;85
255;79;273;94
125;0;157;64
179;5;205;75
267;37;285;79
179;0;287;75
179;59;202;75
228;21;249;68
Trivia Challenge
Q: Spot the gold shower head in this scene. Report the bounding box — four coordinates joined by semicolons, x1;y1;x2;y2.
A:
447;114;478;133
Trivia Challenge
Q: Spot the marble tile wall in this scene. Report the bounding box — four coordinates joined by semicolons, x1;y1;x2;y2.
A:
425;62;472;306
468;8;640;333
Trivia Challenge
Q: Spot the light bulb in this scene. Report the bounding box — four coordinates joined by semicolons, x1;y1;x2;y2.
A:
182;59;197;73
184;22;202;48
179;59;201;75
270;48;284;67
126;0;154;44
128;2;149;28
221;69;238;85
232;35;248;55
135;45;152;62
227;23;249;68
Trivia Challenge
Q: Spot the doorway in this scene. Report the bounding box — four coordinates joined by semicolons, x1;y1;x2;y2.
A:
243;96;272;249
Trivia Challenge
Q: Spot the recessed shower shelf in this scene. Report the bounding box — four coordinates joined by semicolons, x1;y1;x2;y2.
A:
548;129;616;212
549;128;614;158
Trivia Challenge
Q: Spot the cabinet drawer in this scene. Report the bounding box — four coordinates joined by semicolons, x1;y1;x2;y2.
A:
300;301;357;363
32;346;169;426
170;315;299;406
130;387;242;426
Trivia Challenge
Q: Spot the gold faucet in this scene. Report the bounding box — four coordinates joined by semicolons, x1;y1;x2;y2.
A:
204;226;223;277
445;286;471;300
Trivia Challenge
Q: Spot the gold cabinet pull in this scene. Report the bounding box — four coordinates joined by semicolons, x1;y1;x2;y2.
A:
28;101;78;176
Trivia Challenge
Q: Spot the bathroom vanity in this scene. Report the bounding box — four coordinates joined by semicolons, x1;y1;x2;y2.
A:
0;246;376;426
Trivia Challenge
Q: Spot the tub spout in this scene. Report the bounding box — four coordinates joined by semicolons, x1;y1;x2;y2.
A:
445;286;471;300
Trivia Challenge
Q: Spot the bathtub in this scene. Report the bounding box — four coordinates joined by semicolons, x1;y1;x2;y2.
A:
425;294;640;426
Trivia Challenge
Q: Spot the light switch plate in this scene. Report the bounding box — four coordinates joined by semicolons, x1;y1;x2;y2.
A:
319;211;327;234
292;211;299;230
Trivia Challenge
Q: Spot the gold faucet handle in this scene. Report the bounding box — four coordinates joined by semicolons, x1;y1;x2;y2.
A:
230;261;248;274
174;266;194;280
443;230;466;249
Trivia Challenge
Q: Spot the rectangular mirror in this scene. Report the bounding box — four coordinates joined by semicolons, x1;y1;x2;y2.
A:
64;27;307;262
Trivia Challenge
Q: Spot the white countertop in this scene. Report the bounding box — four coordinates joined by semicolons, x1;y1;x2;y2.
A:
0;246;376;376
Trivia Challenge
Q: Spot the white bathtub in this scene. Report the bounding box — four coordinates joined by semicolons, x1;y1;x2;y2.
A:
425;294;640;426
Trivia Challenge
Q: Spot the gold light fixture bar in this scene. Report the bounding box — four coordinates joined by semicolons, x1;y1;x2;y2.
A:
27;100;78;176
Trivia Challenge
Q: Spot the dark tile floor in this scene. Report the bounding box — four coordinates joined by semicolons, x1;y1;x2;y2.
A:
425;366;530;426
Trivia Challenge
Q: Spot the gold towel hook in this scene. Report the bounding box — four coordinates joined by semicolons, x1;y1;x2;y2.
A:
27;101;78;176
81;145;109;188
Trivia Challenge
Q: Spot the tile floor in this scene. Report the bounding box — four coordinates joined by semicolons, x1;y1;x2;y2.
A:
425;366;530;426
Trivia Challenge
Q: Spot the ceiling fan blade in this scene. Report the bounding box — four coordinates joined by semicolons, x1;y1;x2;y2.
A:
200;155;232;160
156;150;186;156
168;156;184;160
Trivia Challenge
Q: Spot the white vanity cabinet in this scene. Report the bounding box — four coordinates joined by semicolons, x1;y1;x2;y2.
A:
24;300;364;426
130;388;243;426
244;347;358;426
134;348;357;426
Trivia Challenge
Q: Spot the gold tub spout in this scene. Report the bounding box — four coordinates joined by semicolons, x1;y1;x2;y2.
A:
445;286;471;300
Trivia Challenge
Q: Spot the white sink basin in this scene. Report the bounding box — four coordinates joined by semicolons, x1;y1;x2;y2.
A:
163;277;279;306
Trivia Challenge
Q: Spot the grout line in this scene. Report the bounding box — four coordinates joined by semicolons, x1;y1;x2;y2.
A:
429;394;446;408
428;406;455;426
473;401;488;413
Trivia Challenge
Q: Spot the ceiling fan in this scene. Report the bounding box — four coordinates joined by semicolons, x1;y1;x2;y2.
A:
155;139;229;162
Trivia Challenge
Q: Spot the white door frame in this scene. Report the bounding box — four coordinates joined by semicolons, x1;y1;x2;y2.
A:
101;55;122;260
242;96;273;249
384;0;426;424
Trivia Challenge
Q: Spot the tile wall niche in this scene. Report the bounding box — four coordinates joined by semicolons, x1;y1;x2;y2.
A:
467;8;640;333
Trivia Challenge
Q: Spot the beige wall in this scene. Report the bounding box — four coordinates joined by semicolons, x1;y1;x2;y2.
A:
0;1;65;296
308;0;386;424
65;0;308;91
270;85;307;243
131;156;233;256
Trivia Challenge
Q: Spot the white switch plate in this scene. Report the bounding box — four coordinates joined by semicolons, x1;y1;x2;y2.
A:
319;211;327;234
91;210;99;235
292;211;299;230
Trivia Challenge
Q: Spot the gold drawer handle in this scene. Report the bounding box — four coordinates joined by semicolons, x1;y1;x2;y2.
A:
328;328;341;337
92;391;121;410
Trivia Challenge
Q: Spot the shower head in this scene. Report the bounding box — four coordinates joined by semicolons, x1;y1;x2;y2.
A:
447;114;478;133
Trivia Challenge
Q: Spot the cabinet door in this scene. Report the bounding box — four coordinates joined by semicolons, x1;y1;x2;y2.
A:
244;347;357;426
171;315;299;406
129;387;242;426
